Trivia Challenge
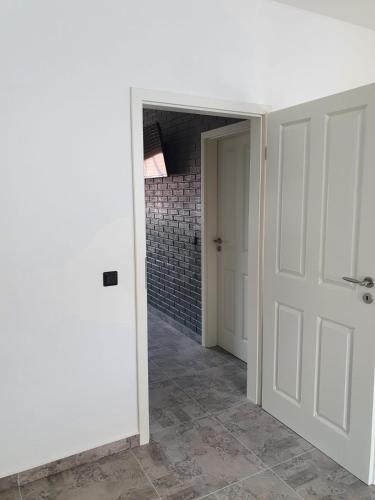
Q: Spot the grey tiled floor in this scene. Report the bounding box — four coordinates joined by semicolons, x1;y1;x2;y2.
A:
3;310;375;499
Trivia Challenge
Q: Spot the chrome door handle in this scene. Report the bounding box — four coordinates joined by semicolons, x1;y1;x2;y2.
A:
342;276;374;288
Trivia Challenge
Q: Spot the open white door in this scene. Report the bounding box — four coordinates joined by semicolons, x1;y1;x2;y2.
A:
263;83;375;483
217;132;250;362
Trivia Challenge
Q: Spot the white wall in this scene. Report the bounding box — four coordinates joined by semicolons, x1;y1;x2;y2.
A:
1;0;375;478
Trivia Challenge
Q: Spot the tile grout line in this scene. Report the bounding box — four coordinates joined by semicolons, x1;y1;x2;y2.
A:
130;450;162;500
267;448;314;471
149;322;313;499
269;467;305;500
159;359;314;478
17;473;23;500
210;414;270;470
196;469;266;500
166;375;269;469
151;370;277;496
153;389;309;500
169;377;277;485
175;386;311;500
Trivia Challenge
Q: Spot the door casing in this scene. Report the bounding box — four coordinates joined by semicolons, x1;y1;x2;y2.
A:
130;87;268;446
201;119;264;400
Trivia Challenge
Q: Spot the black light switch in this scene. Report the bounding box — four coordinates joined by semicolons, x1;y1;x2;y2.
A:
103;271;118;287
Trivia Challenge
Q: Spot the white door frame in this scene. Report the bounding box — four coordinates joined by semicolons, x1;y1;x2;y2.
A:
201;120;264;401
130;87;269;445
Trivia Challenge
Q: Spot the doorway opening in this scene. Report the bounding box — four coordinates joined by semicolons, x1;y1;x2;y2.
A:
143;108;254;435
131;88;266;445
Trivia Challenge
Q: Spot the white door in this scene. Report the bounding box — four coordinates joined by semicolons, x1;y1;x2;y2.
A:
263;84;375;483
217;132;250;362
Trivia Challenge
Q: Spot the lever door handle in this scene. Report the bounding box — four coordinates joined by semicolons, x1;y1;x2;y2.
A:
213;237;222;244
342;276;374;288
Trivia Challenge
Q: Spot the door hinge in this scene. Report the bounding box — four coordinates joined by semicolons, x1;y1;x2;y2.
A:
264;145;267;161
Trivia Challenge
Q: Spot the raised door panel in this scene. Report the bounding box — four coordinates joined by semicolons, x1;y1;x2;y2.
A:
320;108;364;287
218;145;236;246
277;120;310;278
242;273;249;341
314;318;353;434
223;269;235;335
242;141;250;252
274;303;303;404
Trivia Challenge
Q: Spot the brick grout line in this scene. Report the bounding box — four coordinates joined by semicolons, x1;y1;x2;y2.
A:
130;450;162;500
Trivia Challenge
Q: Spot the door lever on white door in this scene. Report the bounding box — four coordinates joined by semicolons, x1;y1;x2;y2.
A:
342;276;374;288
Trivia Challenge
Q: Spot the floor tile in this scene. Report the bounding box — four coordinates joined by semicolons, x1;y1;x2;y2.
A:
211;470;301;499
148;360;170;383
215;401;312;467
21;450;157;500
175;363;247;412
133;416;264;499
273;448;375;499
147;315;190;351
0;475;18;494
148;320;238;379
149;379;207;433
0;489;20;500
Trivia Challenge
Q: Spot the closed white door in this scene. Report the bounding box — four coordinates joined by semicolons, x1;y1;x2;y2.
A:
263;84;375;483
217;132;250;362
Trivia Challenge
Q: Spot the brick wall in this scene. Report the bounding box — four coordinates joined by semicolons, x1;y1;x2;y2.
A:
144;109;241;336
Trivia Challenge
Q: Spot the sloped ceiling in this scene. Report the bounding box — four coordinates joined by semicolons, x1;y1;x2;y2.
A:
273;0;375;31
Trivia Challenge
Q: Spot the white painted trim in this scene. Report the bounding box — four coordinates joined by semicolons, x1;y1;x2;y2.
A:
130;89;150;446
132;88;270;117
247;115;265;404
201;120;264;403
202;120;252;141
130;87;269;445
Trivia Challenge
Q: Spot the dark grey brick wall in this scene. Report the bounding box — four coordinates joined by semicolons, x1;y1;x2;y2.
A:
144;109;241;335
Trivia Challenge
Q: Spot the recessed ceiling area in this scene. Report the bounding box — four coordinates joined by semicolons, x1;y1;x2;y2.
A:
273;0;375;31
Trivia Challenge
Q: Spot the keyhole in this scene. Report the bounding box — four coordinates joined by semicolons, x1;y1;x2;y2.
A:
363;293;373;304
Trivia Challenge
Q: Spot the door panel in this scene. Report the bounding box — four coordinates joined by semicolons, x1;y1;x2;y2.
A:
315;318;353;434
321;108;364;286
275;303;303;405
223;269;235;334
263;84;375;483
217;132;250;362
277;120;309;277
242;273;249;341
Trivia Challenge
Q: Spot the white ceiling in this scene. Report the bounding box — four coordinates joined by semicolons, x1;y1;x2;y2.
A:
274;0;375;31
